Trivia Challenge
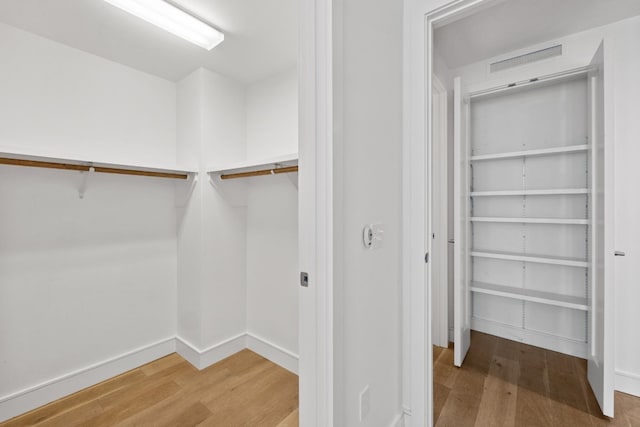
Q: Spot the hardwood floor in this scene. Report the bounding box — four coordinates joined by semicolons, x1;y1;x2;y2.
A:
434;331;640;427
1;350;298;427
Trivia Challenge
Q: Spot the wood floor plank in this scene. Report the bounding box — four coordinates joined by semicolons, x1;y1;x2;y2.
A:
433;381;451;424
434;332;640;427
474;356;519;427
31;401;104;427
0;350;298;427
276;408;299;427
434;344;460;389
545;349;593;426
0;368;147;427
88;380;183;425
514;342;554;426
435;368;485;427
200;364;293;425
464;331;499;376
515;389;556;427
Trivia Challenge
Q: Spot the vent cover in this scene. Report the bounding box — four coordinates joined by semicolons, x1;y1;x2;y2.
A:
490;45;562;73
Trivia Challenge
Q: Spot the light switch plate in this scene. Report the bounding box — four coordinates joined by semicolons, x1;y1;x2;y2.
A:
363;223;384;249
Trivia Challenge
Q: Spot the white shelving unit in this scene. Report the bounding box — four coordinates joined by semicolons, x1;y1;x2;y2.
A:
455;72;594;360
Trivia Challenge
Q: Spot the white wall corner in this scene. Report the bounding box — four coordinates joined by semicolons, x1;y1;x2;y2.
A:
615;370;640;398
390;410;407;427
175;334;247;370
0;337;176;423
246;332;299;375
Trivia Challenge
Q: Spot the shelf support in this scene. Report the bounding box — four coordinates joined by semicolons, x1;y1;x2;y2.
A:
175;173;198;208
78;166;95;199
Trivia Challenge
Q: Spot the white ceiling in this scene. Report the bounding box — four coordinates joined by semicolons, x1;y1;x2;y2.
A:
435;0;640;70
0;0;297;83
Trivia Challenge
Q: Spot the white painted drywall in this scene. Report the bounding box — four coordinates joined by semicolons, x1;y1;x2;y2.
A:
176;68;248;354
333;0;403;424
0;23;176;166
609;17;640;396
447;15;640;395
0;21;177;416
246;68;299;159
245;69;299;357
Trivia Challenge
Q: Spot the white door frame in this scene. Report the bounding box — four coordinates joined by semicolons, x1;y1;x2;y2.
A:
431;75;449;349
299;0;333;425
403;1;501;425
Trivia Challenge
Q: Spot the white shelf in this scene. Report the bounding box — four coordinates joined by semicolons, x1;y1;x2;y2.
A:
471;281;588;311
0;148;194;178
208;153;298;175
470;188;589;197
471;250;588;268
471;217;589;225
470;144;588;162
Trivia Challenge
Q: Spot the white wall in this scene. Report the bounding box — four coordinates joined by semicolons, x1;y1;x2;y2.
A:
449;15;640;396
176;68;248;358
333;0;404;424
609;17;640;397
0;23;176;166
246;68;298;159
245;69;299;358
0;23;177;420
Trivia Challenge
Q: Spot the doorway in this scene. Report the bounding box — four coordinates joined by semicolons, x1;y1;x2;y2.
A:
402;0;640;425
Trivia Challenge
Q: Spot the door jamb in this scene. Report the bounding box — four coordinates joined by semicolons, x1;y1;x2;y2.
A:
299;0;333;424
431;75;449;349
403;1;497;425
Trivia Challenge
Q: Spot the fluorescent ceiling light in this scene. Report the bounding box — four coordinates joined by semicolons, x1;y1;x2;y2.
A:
104;0;224;50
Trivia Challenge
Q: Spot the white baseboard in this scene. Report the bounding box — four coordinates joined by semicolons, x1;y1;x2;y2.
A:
0;337;175;423
246;333;299;375
616;369;640;397
472;317;587;359
175;333;247;370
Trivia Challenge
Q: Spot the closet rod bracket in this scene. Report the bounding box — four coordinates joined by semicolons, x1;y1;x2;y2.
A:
78;166;95;199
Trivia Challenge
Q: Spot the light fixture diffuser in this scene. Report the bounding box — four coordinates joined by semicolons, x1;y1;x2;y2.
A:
104;0;224;50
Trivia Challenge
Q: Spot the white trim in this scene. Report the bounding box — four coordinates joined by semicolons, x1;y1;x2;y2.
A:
0;337;175;423
471;317;588;359
246;333;299;375
431;75;449;349
175;333;247;370
615;370;640;397
299;0;334;424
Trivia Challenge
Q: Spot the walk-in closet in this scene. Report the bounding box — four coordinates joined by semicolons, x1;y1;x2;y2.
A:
0;0;300;424
430;0;640;424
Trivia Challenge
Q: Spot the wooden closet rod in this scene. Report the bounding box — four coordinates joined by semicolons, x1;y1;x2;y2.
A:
0;157;189;180
220;165;299;180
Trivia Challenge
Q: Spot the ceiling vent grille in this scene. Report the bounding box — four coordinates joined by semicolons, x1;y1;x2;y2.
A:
490;45;562;73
